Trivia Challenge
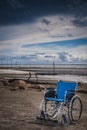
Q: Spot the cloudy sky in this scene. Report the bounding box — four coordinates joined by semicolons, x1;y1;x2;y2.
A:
0;0;87;65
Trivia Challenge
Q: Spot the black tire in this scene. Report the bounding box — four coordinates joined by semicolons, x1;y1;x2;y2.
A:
61;114;70;126
69;95;82;123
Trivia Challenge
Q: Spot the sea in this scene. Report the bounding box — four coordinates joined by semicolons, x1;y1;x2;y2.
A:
0;64;87;83
0;64;87;68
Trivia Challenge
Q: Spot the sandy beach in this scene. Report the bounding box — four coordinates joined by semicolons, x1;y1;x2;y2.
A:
0;66;87;130
0;86;87;130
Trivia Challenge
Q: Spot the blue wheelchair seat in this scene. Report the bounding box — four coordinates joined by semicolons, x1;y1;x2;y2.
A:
45;80;78;102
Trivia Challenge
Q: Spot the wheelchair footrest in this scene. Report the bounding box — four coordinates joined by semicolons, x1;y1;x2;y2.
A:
36;116;46;121
36;116;58;123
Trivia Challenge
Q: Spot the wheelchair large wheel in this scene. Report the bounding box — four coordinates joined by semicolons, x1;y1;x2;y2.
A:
45;100;58;119
69;95;82;123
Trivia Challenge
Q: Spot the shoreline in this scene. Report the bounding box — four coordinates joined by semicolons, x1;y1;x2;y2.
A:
0;65;87;75
0;66;87;83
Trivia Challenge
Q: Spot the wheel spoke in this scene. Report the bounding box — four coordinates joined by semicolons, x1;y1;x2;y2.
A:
45;101;58;119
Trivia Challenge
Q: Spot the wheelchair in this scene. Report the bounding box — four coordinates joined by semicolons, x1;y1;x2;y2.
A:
37;80;82;126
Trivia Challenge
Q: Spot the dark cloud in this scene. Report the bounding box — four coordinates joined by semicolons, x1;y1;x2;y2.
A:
60;17;65;21
42;18;51;25
45;55;54;59
0;0;87;26
58;52;87;63
38;28;49;33
50;35;65;38
65;0;87;12
58;52;69;62
70;1;87;27
58;52;79;63
72;18;87;27
67;34;73;37
7;0;23;9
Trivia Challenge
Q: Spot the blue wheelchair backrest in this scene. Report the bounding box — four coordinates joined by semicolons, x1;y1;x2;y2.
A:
56;81;78;101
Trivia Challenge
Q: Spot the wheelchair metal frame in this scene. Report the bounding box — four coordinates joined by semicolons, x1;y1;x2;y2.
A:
37;80;82;126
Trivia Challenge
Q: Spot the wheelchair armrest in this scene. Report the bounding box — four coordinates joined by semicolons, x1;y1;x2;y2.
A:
67;90;75;93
